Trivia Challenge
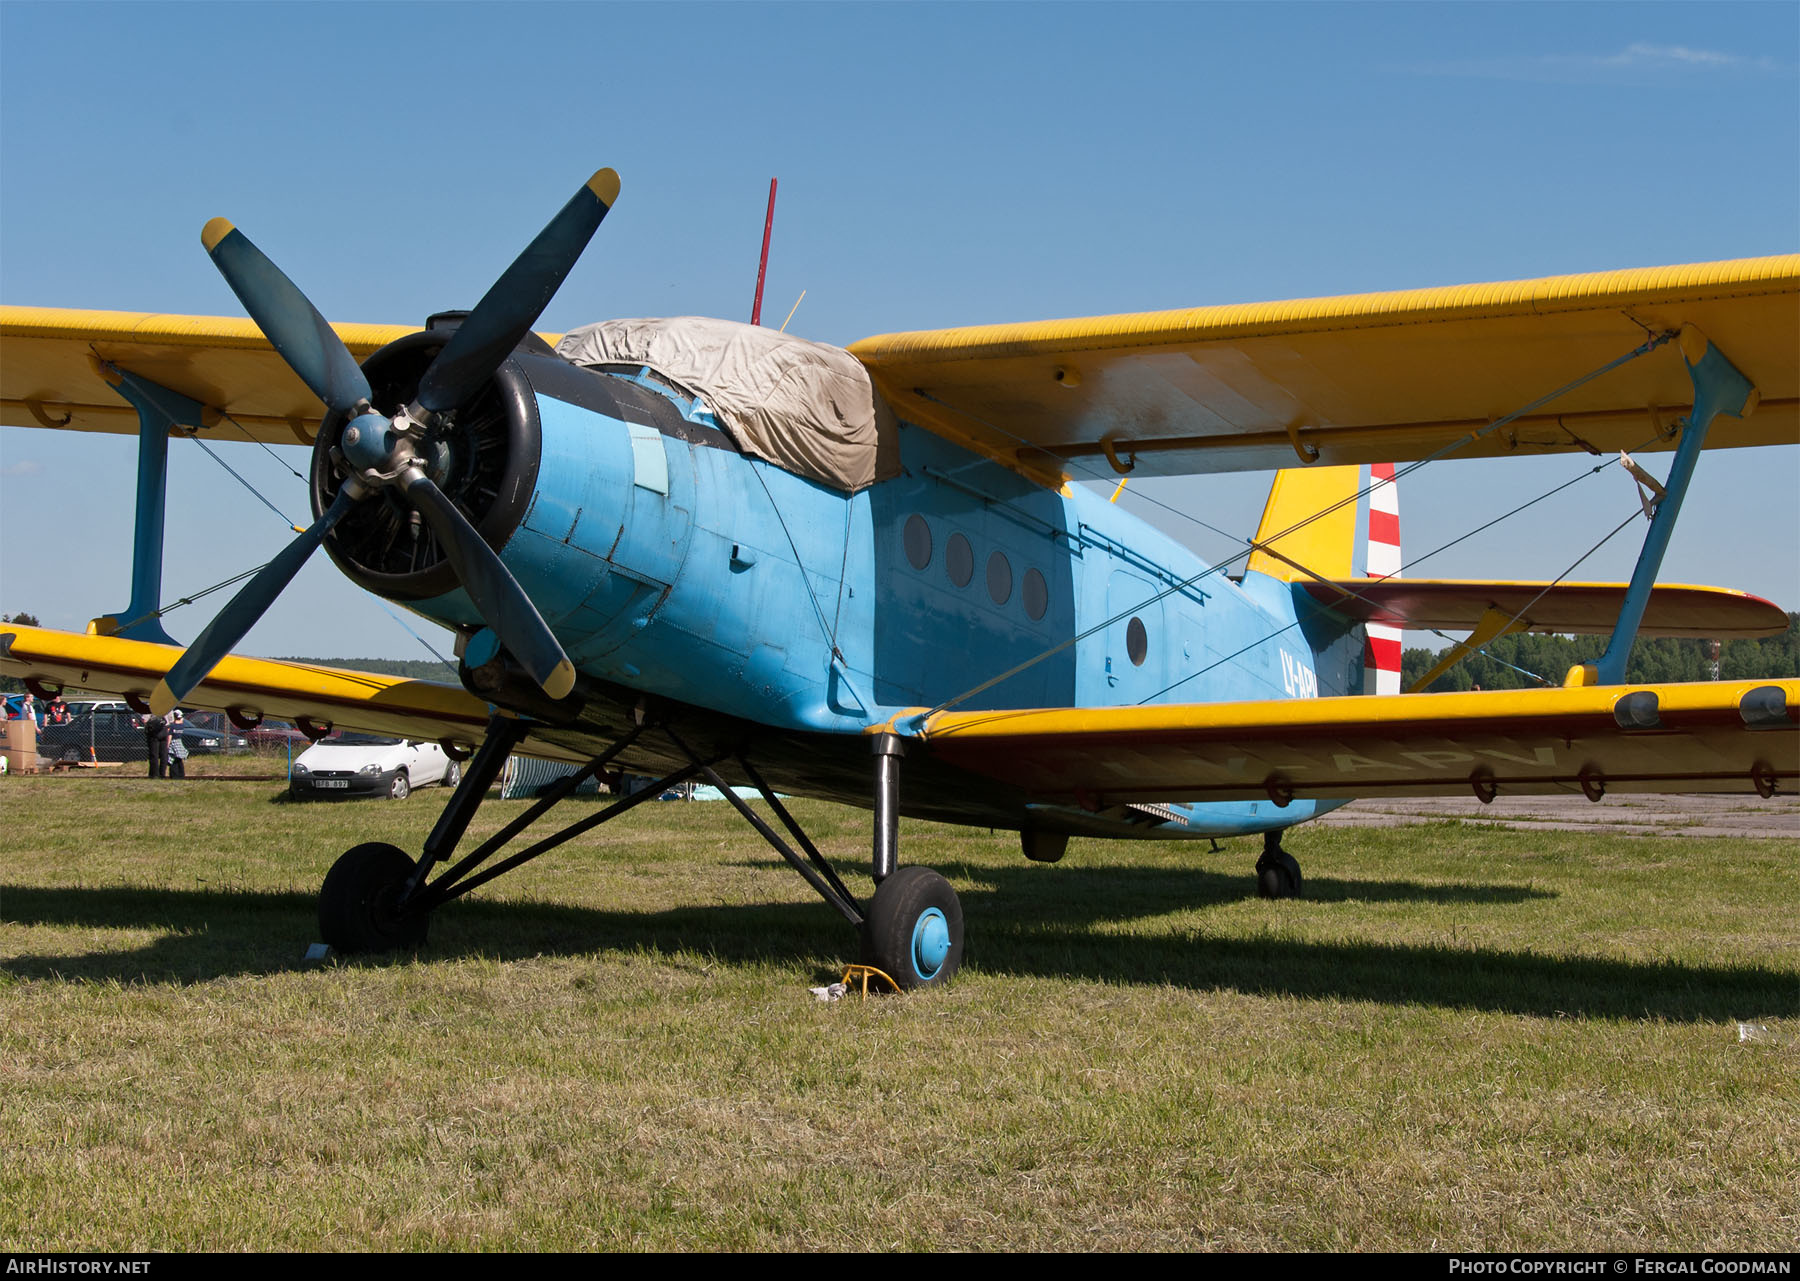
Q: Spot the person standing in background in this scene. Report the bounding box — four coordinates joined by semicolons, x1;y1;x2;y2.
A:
144;713;169;779
168;710;188;779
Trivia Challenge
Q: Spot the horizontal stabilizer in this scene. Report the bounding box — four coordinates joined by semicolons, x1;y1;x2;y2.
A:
1298;579;1790;639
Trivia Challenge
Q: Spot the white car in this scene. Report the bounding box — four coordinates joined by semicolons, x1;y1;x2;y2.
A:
288;732;460;801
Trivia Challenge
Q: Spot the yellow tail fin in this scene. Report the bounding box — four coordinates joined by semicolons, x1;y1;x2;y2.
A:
1244;466;1360;582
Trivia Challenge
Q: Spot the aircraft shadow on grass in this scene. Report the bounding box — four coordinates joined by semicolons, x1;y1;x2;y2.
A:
4;865;1793;1022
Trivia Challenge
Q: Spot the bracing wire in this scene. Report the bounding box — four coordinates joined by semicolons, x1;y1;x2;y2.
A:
1295;419;1682;674
748;461;842;658
1136;502;1646;704
110;563;270;635
188;436;304;530
218;410;308;483
919;330;1679;718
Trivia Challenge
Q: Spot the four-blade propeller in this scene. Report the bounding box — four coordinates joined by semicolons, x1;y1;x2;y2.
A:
149;169;619;716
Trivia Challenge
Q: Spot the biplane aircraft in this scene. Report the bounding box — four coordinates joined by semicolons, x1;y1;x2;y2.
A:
2;168;1796;988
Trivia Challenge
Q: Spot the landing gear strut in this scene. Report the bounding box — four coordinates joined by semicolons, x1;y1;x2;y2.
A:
313;714;965;990
859;735;963;989
1255;829;1303;899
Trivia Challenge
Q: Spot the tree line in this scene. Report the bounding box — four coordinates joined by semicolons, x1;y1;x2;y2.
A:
1400;612;1799;692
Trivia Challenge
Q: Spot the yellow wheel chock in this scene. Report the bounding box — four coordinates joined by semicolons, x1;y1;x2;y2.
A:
840;964;900;997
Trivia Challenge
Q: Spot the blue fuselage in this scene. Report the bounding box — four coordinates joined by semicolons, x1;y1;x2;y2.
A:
403;360;1362;838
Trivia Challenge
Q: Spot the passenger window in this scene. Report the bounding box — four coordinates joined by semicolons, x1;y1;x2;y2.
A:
903;514;932;570
946;533;974;587
1022;568;1048;620
987;551;1012;605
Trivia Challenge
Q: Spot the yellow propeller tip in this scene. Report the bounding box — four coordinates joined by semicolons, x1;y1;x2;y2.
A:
148;681;178;717
200;218;236;253
586;169;621;208
544;660;577;702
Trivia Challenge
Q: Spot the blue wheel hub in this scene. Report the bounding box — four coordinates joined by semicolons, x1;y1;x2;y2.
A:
911;907;951;980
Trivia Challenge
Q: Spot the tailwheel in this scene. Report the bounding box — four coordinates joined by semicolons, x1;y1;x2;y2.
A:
861;866;963;990
1255;832;1304;900
319;841;429;953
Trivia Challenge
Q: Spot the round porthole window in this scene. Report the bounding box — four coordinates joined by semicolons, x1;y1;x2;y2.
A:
1022;567;1048;621
903;514;932;570
1127;616;1148;666
946;532;974;587
987;551;1012;605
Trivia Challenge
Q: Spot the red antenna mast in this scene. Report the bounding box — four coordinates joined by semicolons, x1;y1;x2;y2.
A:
750;178;777;325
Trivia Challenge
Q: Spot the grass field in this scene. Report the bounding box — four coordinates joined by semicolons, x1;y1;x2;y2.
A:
2;763;1795;1251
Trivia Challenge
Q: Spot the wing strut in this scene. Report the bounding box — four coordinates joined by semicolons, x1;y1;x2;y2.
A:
84;362;219;646
1578;326;1760;686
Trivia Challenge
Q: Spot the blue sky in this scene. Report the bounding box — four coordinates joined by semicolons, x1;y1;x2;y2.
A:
2;1;1795;660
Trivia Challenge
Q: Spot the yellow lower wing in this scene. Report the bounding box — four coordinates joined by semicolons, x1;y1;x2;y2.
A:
0;624;537;756
914;681;1798;803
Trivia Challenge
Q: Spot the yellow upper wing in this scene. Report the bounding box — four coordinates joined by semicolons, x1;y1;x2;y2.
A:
0;306;424;445
850;256;1800;487
911;679;1799;803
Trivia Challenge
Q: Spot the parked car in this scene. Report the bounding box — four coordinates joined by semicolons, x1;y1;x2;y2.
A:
178;718;249;755
36;707;149;762
288;732;459;800
243;718;340;751
177;710;251;752
35;708;247;762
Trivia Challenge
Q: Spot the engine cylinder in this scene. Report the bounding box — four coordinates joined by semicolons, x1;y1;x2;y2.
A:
310;328;542;602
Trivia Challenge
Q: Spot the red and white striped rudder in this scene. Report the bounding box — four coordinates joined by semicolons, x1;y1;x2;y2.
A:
1364;462;1402;695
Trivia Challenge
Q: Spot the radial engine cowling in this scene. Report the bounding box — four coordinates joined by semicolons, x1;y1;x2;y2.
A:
310;326;543;603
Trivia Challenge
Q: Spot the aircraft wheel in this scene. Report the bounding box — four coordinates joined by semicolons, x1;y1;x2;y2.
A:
387;769;411;801
1256;849;1304;899
861;866;963;990
319;841;428;953
442;760;461;790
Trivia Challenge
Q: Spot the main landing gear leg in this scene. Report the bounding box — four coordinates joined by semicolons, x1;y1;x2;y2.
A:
314;717;965;990
318;715;723;954
860;734;963;989
1255;829;1304;900
317;715;531;952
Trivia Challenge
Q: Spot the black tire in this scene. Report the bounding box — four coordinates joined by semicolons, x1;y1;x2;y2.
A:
442;760;461;790
861;866;964;990
318;842;428;952
387;769;410;801
1256;849;1304;900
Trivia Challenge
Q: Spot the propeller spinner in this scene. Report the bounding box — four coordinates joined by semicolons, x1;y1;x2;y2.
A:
149;169;620;715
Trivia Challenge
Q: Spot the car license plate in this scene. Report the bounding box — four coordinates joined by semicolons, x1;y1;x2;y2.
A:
318;779;349;789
